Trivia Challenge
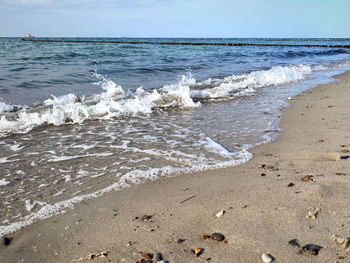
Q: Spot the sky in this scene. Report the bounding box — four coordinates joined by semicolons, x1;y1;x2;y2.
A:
0;0;349;38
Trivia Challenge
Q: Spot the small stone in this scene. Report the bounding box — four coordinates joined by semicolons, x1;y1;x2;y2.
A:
140;252;153;260
340;149;349;153
261;173;267;177
302;175;314;182
288;239;301;248
201;235;211;240
177;238;185;243
155;252;163;261
340;155;350;160
141;215;152;221
318;139;324;143
211;233;225;241
302;244;322;255
261;253;274;262
191;248;203;256
2;237;11;246
287;183;295;187
216;210;225;218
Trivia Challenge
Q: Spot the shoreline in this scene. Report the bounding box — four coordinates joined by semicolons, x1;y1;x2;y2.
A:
1;71;350;262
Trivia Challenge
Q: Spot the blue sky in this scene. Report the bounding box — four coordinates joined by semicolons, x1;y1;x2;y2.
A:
0;0;349;37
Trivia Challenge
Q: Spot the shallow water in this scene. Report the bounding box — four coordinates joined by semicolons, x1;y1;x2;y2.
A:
1;38;350;236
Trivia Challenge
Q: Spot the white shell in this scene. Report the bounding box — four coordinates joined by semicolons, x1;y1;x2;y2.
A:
216;210;225;218
261;253;273;263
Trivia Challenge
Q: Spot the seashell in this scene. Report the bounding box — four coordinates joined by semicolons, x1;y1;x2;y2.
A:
216;210;225;218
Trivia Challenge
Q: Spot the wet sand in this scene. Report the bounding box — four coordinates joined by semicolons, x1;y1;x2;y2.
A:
1;71;350;262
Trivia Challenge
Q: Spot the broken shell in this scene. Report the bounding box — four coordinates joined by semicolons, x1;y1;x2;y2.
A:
191;248;203;256
211;233;225;241
261;253;273;262
216;210;225;218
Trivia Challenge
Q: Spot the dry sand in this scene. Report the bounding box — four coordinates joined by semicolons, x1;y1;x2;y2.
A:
1;72;350;263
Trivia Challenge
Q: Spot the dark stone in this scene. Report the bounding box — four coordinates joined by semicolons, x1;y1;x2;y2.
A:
287;183;295;187
261;173;267;176
2;237;11;246
156;252;163;261
211;233;225;241
288;239;300;248
302;244;322;255
177;239;185;243
340;155;350;160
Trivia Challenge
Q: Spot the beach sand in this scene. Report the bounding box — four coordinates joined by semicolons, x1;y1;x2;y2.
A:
1;71;350;262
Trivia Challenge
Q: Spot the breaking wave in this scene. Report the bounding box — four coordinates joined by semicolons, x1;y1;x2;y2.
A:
0;63;343;137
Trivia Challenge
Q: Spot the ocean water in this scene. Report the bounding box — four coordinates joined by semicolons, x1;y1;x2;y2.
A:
1;37;350;236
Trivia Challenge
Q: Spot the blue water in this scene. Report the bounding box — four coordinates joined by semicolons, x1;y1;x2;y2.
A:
1;38;350;236
1;38;350;105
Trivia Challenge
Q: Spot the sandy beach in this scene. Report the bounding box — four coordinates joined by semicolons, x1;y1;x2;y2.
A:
1;71;350;262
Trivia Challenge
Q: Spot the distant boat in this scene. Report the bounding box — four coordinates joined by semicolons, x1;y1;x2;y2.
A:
24;34;34;38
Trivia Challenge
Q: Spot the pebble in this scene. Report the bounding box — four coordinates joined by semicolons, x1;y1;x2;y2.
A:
201;235;211;240
288;239;300;248
211;233;225;241
141;215;152;221
191;248;203;257
302;244;322;255
156;252;163;261
2;237;10;246
340;155;350;160
287;183;295;187
261;253;273;262
302;175;314;182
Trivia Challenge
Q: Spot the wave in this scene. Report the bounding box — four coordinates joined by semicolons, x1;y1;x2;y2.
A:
0;62;346;137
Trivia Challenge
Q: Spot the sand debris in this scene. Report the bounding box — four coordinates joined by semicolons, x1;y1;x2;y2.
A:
330;234;350;251
72;251;109;261
306;207;321;220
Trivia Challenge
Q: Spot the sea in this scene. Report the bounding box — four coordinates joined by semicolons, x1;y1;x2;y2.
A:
1;38;350;236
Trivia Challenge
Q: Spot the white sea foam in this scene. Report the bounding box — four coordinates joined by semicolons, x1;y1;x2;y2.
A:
0;141;252;237
0;64;323;137
0;179;10;186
